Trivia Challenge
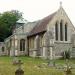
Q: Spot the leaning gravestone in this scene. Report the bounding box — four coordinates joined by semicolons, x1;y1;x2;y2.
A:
15;60;24;75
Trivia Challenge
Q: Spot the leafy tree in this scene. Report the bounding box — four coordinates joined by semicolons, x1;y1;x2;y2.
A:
0;10;22;41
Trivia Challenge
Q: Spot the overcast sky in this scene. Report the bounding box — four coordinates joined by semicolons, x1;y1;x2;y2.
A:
0;0;75;26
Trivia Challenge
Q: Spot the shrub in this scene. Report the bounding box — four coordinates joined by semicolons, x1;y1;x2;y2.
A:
61;50;70;59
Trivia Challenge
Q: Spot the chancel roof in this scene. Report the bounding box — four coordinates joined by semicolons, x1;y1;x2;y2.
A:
29;12;56;36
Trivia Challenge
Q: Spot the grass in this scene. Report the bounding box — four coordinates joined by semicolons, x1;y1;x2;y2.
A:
0;56;75;75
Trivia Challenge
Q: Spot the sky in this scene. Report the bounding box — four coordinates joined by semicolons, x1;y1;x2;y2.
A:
0;0;75;26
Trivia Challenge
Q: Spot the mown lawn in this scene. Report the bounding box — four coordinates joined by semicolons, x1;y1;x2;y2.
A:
0;56;75;75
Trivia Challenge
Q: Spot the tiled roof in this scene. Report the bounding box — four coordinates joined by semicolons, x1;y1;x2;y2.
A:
29;12;56;36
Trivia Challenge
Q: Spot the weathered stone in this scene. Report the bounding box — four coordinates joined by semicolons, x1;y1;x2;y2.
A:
15;68;24;75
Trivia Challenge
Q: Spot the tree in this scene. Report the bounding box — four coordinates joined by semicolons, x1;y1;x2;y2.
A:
0;10;23;41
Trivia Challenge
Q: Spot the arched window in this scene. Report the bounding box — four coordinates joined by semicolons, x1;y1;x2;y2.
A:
20;39;25;51
65;23;67;41
2;47;4;52
55;22;58;40
60;20;63;41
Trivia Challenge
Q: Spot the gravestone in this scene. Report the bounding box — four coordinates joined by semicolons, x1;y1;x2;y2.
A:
15;68;24;75
15;60;24;75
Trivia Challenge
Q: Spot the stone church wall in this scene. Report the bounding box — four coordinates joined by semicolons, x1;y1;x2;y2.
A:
54;42;72;58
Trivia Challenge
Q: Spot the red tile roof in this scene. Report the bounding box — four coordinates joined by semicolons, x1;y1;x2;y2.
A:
29;12;56;36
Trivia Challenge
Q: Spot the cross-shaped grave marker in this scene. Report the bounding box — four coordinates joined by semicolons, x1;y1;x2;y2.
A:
15;60;24;75
16;60;23;69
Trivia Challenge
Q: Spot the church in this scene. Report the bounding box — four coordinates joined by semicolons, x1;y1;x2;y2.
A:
2;4;75;59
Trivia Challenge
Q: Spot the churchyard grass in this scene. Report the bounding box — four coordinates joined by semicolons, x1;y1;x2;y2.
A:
0;56;75;75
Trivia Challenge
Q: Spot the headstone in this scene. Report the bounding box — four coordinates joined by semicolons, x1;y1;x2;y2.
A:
15;68;24;75
15;60;24;75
